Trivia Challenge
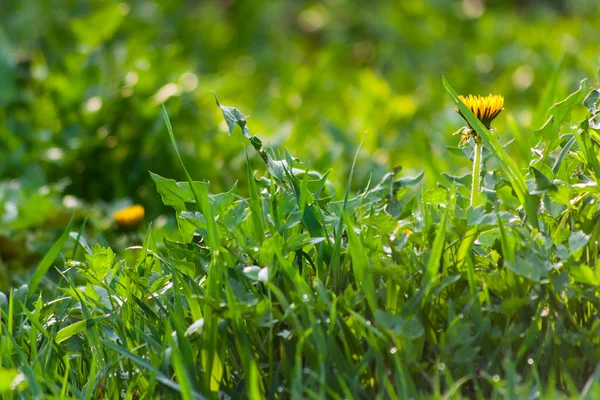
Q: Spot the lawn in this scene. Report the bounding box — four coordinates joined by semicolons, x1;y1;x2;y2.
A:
2;1;600;398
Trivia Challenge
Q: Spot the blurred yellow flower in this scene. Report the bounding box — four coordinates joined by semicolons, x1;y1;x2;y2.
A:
457;94;504;128
114;205;145;229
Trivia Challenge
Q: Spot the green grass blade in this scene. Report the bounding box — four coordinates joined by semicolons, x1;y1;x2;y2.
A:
328;132;367;286
421;184;454;298
29;214;75;294
166;320;197;400
101;340;205;399
162;105;204;216
55;314;109;343
169;259;200;392
534;55;563;128
342;212;377;312
246;149;266;244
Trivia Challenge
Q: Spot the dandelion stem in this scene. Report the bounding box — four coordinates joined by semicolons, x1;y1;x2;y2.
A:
470;140;483;207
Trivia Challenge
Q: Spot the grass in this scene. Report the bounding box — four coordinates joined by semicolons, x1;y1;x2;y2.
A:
2;67;600;399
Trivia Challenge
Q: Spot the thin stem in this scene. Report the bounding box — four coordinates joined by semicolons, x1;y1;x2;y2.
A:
470;140;483;207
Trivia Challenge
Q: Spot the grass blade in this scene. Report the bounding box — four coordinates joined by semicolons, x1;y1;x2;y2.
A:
421;184;454;298
29;214;75;294
343;212;377;312
246;149;266;244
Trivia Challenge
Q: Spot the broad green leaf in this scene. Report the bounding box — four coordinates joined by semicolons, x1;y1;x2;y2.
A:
395;171;425;190
85;244;115;281
505;251;552;283
150;172;209;211
443;173;472;188
534;56;563;128
375;310;424;339
213;94;250;138
527;166;557;195
150;171;209;242
534;80;587;140
56;314;109;343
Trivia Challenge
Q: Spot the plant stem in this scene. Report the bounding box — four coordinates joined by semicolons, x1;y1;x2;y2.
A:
470;140;483;207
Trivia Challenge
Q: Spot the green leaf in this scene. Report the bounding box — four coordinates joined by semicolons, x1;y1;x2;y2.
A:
443;173;472;188
150;171;209;242
570;264;600;286
242;266;269;282
584;89;600;112
423;188;448;205
505;251;552;283
589;112;600;130
85;244;115;281
56;314;109;343
527;166;557;195
150;172;209;211
534;116;555;140
395;171;425;190
375;310;424;339
568;231;590;254
213;93;250;138
535;80;587;140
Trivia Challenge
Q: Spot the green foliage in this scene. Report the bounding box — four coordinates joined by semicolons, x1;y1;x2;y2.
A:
3;70;600;398
3;1;600;399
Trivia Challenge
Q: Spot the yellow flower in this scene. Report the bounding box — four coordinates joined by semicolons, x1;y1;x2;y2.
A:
455;94;504;146
113;205;145;229
457;94;504;128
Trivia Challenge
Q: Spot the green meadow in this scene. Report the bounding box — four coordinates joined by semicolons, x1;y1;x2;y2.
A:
2;1;600;398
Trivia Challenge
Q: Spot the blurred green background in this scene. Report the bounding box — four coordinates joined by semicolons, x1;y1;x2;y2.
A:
1;0;599;217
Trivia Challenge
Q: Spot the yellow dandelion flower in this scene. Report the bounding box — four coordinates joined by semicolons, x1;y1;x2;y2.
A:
458;94;504;128
114;205;145;229
455;94;504;146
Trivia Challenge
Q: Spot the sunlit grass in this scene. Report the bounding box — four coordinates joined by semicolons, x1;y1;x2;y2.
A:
1;66;600;398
